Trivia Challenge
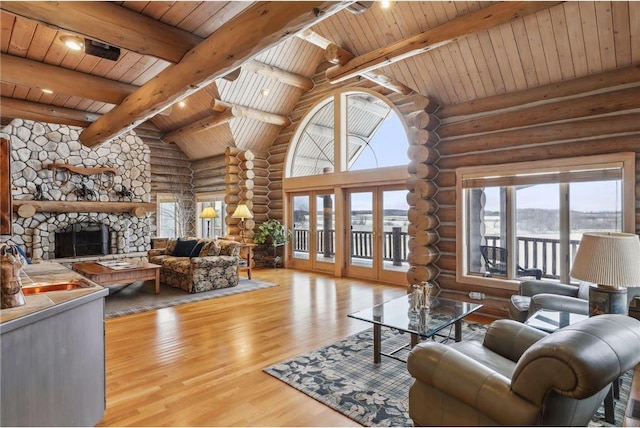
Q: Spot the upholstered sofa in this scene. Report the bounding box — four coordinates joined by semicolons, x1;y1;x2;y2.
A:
148;238;241;293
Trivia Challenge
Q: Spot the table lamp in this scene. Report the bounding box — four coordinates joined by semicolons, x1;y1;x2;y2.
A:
571;232;640;316
232;204;253;244
199;206;218;238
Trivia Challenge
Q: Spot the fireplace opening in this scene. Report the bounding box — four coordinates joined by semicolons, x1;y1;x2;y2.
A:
55;222;110;258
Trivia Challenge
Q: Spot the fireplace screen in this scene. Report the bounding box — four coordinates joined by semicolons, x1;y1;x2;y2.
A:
55;222;110;258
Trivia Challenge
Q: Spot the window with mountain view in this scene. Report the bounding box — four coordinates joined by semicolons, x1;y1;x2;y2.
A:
456;153;636;288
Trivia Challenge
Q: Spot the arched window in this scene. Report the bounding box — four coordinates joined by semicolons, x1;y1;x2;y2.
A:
288;91;408;178
290;98;335;177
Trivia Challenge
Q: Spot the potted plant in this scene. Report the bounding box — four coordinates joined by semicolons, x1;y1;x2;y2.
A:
254;219;291;267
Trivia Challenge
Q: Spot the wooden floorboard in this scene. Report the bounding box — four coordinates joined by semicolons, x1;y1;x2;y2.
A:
98;268;492;427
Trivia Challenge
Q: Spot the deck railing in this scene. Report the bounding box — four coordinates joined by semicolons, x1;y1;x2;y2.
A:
485;235;580;279
294;228;578;278
293;228;409;265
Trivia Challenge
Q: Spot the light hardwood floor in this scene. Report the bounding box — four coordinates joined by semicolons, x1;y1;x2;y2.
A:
98;268;490;427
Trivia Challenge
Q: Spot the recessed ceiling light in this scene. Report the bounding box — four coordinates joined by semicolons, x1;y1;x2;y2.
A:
178;101;186;108
60;35;84;51
260;88;270;97
380;0;391;9
41;89;53;94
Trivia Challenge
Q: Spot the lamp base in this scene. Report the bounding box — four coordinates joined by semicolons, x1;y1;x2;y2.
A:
589;286;627;316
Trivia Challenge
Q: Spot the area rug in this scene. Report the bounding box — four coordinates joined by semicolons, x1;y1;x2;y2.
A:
264;323;630;427
105;278;277;318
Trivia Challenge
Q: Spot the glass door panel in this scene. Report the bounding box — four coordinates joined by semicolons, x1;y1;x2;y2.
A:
381;189;409;275
315;193;335;263
292;195;310;262
289;191;336;273
349;191;375;275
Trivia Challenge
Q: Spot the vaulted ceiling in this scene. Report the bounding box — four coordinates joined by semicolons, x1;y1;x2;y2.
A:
2;1;638;161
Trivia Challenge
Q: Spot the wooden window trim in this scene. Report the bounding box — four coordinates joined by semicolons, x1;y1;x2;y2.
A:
456;152;636;290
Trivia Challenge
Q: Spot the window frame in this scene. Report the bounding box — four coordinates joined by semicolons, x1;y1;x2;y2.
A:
455;152;636;290
156;193;180;238
195;193;226;239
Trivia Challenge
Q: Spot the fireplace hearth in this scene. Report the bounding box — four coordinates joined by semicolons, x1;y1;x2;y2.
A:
55;222;110;258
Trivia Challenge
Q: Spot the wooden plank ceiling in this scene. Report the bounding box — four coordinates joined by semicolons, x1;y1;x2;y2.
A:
1;1;638;161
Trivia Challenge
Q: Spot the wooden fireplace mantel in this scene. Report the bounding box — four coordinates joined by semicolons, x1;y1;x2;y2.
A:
12;200;156;218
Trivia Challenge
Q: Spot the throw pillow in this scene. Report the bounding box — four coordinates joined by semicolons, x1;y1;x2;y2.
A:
200;240;221;257
189;242;205;258
172;239;198;257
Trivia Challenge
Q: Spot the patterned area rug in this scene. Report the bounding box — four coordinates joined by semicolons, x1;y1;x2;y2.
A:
264;323;630;427
105;278;277;318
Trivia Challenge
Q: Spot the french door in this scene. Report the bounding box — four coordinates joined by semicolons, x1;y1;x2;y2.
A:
289;191;336;273
346;186;408;283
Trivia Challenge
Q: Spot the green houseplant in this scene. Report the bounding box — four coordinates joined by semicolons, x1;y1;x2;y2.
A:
254;219;291;267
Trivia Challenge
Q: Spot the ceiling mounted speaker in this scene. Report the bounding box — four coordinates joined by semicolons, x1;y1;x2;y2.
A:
84;39;121;61
347;1;374;14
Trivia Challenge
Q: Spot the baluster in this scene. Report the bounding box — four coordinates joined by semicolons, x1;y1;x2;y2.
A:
542;242;548;277
552;242;557;278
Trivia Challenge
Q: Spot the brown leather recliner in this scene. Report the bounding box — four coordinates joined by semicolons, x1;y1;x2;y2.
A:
407;314;640;426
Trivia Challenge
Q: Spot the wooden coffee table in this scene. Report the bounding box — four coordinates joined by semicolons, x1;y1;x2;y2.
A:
72;261;161;294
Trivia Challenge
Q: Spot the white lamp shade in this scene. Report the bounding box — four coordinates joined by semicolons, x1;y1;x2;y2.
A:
199;206;218;219
232;204;253;220
571;232;640;289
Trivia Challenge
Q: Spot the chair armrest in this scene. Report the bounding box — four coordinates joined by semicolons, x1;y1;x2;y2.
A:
482;319;548;362
408;342;539;425
528;294;589;317
520;280;579;297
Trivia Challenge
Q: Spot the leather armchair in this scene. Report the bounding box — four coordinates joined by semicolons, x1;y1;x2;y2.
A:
508;279;589;322
407;314;640;426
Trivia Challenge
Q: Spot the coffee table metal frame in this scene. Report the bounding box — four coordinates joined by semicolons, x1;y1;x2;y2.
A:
348;295;483;363
71;261;161;294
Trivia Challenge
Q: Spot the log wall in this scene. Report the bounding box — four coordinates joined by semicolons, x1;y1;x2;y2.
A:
225;147;256;241
432;64;640;317
144;136;194;237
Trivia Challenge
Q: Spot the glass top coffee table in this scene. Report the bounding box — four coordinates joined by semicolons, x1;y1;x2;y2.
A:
348;294;482;363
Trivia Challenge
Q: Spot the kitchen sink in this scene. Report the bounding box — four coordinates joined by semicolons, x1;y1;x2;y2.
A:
21;279;94;295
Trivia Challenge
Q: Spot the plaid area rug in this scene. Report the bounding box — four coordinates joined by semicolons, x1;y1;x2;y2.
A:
105;278;277;318
264;323;630;427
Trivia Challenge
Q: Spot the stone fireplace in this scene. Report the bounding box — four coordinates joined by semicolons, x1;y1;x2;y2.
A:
54;221;110;258
1;119;152;261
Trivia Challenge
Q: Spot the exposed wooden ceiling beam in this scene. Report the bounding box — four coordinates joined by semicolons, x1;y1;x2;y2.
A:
1;2;202;63
79;2;349;148
222;68;243;82
243;61;314;91
297;30;414;95
326;1;562;84
211;99;291;127
1;55;137;105
0;97;100;128
162;110;235;144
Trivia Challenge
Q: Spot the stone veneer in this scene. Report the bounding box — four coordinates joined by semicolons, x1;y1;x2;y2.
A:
1;120;151;261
